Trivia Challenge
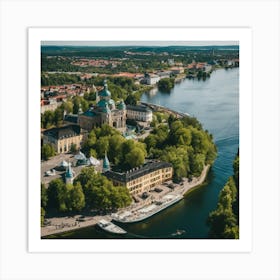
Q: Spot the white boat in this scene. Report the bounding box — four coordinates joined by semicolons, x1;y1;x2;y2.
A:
171;229;186;236
112;194;183;223
97;219;127;235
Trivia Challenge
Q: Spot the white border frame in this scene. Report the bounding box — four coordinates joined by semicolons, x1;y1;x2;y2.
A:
28;27;252;253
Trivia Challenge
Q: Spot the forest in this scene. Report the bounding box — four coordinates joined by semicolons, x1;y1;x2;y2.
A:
207;153;239;239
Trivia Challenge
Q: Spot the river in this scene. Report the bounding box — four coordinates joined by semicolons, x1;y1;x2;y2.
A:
48;68;239;239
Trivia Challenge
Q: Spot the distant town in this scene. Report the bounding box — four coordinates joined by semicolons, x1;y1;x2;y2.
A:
41;45;239;238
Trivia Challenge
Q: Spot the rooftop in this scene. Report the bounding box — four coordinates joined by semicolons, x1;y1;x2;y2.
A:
43;124;81;140
104;161;172;183
64;114;79;124
126;104;152;113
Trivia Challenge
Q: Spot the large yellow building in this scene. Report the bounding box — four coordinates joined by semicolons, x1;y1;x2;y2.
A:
42;124;83;153
104;161;173;195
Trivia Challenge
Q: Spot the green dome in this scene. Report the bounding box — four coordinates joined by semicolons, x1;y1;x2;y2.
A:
99;81;111;97
117;100;126;110
83;109;96;117
97;99;108;108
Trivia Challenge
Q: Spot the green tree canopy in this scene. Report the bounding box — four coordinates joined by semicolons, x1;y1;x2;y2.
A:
41;144;55;161
75;170;132;211
158;78;175;92
125;147;146;169
41;183;48;209
47;178;65;211
207;152;239;239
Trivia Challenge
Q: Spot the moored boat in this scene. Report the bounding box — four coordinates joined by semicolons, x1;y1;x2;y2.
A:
97;219;127;235
112;194;183;224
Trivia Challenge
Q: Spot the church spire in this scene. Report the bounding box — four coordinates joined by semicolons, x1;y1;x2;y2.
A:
103;152;110;173
65;162;74;184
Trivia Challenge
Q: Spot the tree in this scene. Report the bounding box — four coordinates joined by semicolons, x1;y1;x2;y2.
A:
84;91;96;101
69;182;85;211
125;147;145;169
207;151;239;239
233;154;239;187
57;183;71;212
41;110;55;129
99;124;119;137
152;125;169;148
41;143;55;160
208;209;235;238
62;101;73;114
190;127;209;154
158;78;175;92
47;178;65;211
167;114;177;127
144;114;216;179
41;183;48;209
160;146;190;181
41;207;45;226
107;81;127;100
80;98;89;112
73;97;80;114
144;134;157;153
74;167;96;187
54;106;64;127
232;154;239;220
108;135;125;165
81;130;97;157
95;136;109;158
125;94;138;106
153;112;168;123
181;116;202;130
174;127;192;146
189;153;205;177
75;170;132;211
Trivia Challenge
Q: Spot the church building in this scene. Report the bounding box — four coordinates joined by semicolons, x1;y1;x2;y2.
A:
78;80;127;131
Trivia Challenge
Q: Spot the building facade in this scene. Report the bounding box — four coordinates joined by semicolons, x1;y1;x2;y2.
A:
104;161;173;195
126;104;153;122
78;80;127;131
144;73;160;85
42;124;83;153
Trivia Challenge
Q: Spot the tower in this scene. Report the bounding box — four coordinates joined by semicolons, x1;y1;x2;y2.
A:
65;162;74;184
103;152;110;173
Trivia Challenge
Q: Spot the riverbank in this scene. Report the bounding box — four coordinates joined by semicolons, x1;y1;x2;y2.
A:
41;165;210;237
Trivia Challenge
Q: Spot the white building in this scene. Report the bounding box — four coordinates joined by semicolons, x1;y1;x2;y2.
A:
145;73;160;85
126;105;153;122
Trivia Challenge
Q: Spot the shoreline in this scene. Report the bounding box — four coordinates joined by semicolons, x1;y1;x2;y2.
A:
41;164;210;238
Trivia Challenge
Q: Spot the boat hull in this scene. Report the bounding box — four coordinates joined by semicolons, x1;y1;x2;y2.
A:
112;195;183;224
